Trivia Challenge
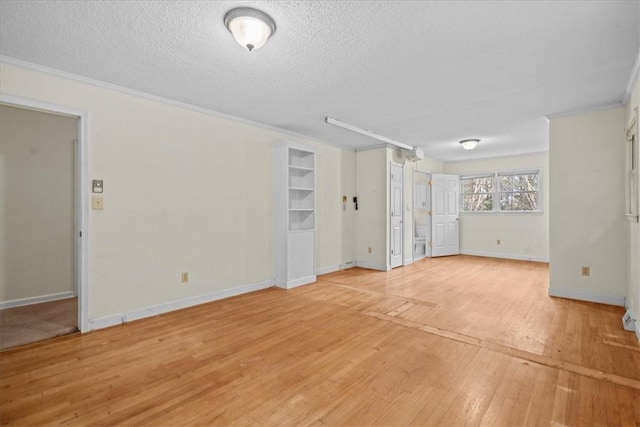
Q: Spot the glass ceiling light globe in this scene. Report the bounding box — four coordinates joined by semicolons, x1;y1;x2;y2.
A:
459;139;480;151
224;7;276;52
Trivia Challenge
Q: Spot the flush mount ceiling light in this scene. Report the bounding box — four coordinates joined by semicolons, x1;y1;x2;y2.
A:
224;7;276;52
459;139;480;151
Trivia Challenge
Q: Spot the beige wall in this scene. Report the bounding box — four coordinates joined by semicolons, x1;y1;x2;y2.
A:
0;105;77;302
444;152;549;261
416;156;444;175
549;107;627;305
357;147;443;268
0;63;355;323
626;72;640;327
355;148;388;270
339;149;356;269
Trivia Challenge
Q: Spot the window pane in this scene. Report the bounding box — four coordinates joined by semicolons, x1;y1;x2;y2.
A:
462;194;493;211
500;173;538;192
500;192;538;211
461;176;494;194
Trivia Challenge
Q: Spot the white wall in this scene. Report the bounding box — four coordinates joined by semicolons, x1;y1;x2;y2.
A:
0;105;77;302
355;148;388;270
316;144;358;273
626;72;640;332
0;62;355;325
339;149;356;269
444;152;549;261
356;147;443;269
416;156;444;175
549;107;628;305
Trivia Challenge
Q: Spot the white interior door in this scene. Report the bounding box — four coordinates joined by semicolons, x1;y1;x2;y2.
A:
431;174;460;257
390;163;403;268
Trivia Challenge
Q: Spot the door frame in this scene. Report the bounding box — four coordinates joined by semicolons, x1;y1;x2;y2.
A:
1;93;90;332
389;161;403;269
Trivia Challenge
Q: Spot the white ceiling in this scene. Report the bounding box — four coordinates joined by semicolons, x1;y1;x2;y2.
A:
1;1;638;161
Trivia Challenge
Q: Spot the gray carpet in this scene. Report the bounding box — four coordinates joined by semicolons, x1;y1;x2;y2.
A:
0;297;78;351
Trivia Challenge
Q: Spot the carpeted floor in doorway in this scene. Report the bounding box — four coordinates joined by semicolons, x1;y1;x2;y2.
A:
0;297;78;351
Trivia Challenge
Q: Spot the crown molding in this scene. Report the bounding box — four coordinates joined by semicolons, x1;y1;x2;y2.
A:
545;101;625;120
443;149;549;165
0;55;352;151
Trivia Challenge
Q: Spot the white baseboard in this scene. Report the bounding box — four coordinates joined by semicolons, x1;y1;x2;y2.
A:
548;287;625;307
316;262;355;276
88;280;272;331
274;275;316;290
404;258;414;265
355;260;390;271
460;250;549;263
316;266;338;275
636;323;640;343
0;291;75;310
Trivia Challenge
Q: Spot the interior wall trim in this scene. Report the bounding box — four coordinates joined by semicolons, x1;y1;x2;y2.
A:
316;263;355;276
88;279;272;331
460;250;549;263
0;55;349;151
0;291;75;310
0;92;90;333
355;260;390;271
548;287;625;307
545;102;625;120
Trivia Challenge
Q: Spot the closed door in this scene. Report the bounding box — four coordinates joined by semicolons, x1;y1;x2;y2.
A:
431;174;459;257
390;163;403;268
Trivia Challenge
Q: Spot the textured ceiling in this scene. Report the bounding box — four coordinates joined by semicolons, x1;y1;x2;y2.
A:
0;1;638;161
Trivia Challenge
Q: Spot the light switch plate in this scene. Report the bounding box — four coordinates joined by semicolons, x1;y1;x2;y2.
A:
92;196;104;210
92;179;103;193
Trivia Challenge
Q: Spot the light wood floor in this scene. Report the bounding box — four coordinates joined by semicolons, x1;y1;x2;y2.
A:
1;256;638;425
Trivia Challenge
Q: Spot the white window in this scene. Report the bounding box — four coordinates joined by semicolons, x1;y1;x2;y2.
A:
461;169;541;213
461;174;495;212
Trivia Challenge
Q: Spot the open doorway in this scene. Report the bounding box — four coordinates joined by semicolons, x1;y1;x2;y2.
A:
0;103;81;350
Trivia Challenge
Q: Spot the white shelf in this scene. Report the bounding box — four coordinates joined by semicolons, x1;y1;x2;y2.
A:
289;165;314;172
275;144;316;289
289;148;314;169
289;167;314;188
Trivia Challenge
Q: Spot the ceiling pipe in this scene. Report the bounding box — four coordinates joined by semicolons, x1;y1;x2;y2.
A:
325;116;414;151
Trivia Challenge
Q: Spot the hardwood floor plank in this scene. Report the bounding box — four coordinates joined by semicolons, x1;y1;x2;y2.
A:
1;256;638;426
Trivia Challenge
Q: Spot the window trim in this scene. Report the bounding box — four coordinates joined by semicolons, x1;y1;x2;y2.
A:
460;168;543;214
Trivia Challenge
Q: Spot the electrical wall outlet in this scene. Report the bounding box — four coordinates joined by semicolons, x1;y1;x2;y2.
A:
181;272;189;283
368;247;372;254
581;266;590;277
496;239;501;245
